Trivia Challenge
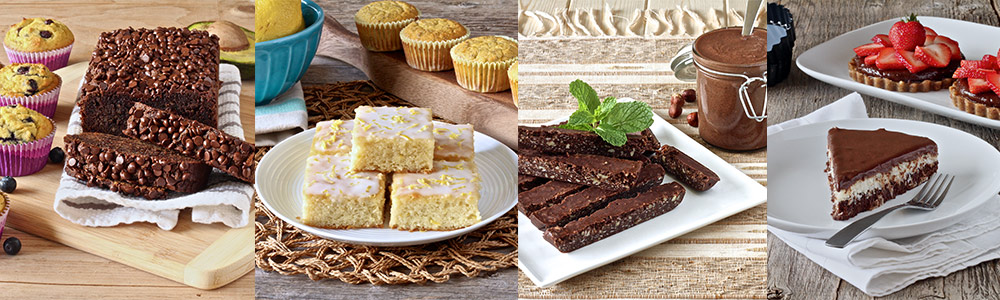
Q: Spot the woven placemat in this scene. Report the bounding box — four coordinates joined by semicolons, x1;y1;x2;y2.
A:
254;81;517;285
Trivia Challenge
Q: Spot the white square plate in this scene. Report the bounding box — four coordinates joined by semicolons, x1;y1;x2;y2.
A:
517;113;767;287
797;16;1000;128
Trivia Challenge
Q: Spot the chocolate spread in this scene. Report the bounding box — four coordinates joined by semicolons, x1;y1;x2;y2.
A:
693;27;767;151
851;56;960;82
954;78;1000;107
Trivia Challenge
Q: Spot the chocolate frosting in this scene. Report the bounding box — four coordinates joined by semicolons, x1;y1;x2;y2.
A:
954;78;1000;107
852;56;960;82
827;128;937;189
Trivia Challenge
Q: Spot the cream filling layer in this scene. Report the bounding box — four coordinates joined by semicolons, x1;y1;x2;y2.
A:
829;152;937;204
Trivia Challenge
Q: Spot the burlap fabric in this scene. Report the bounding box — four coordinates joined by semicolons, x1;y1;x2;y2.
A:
254;81;517;284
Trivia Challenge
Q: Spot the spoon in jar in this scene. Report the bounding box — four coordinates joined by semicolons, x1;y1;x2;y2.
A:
743;0;763;36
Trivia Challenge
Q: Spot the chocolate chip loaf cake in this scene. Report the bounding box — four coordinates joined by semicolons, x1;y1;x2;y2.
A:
65;165;169;200
78;27;220;136
64;132;211;196
122;102;255;183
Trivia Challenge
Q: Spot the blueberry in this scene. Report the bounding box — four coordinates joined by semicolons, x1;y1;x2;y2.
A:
0;177;16;193
16;66;28;75
49;147;64;163
4;237;20;255
44;19;53;25
39;30;52;39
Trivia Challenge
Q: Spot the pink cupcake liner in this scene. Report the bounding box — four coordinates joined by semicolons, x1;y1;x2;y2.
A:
0;85;61;118
0;120;55;177
4;43;73;71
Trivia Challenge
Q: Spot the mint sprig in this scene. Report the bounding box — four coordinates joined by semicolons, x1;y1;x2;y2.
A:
558;80;654;146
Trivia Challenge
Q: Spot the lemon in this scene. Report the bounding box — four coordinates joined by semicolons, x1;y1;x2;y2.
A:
255;0;305;42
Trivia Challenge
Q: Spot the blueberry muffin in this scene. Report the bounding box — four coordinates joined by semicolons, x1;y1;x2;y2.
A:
4;18;74;52
355;1;420;52
0;104;53;145
0;63;60;97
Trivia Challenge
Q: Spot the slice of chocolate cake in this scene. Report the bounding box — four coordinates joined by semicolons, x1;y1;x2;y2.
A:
78;27;220;136
826;128;938;220
542;182;686;252
64;132;211;195
518;125;659;158
65;165;169;200
123;102;255;183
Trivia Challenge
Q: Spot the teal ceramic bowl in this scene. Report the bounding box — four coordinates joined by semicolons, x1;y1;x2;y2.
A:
255;0;323;104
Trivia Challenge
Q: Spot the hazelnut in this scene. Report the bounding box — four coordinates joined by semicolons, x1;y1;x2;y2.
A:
668;103;682;118
670;94;684;107
687;112;698;127
682;89;697;103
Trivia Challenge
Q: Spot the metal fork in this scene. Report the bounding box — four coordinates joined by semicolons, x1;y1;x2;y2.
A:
825;174;955;248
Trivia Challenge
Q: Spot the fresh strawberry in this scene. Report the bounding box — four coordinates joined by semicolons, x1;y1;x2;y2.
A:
924;35;937;46
931;36;962;60
969;78;992;94
864;54;878;65
924;27;937;36
961;60;995;70
854;43;885;57
915;44;952;68
997;49;1000;67
872;34;893;47
983;55;998;68
954;67;995;79
889;14;926;51
876;48;906;70
896;50;929;73
986;72;1000;95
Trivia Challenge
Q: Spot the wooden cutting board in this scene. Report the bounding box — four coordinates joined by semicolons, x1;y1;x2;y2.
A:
316;15;518;149
5;62;252;290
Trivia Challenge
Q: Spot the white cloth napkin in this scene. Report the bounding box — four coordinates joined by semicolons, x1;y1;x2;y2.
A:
53;64;254;230
254;82;308;146
767;92;1000;296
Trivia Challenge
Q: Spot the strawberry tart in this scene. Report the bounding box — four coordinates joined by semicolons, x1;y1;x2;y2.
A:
850;14;963;92
949;49;1000;119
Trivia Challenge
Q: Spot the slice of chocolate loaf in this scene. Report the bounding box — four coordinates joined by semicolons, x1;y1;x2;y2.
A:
123;102;255;183
542;182;686;252
518;150;642;191
517;180;586;216
518;125;659;158
528;163;665;229
649;145;719;191
64;132;211;194
65;165;169;200
78;27;220;136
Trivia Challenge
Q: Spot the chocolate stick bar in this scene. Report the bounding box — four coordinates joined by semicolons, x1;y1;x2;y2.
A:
542;182;685;252
528;163;665;229
518;150;643;191
517;180;585;215
649;145;720;191
518;175;548;192
518;125;660;158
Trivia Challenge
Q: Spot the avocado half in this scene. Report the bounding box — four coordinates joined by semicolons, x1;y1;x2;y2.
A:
188;21;255;79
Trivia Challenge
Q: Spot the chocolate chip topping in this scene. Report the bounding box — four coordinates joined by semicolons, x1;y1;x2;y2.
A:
44;19;53;25
39;30;52;38
16;66;28;74
63;132;211;194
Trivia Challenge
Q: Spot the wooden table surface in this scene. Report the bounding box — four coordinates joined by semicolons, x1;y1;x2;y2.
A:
768;0;1000;299
0;1;254;298
516;1;766;299
252;1;519;299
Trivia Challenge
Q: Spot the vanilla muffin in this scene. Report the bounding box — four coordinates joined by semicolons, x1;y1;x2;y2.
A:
450;36;518;93
355;1;420;52
508;61;518;106
0;63;62;117
4;18;74;70
400;18;469;71
0;104;55;176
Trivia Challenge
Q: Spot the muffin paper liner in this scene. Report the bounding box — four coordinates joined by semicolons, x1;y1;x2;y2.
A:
0;118;55;177
508;63;519;106
400;30;470;71
0;78;62;118
356;15;419;52
4;43;73;71
451;37;518;93
0;194;8;239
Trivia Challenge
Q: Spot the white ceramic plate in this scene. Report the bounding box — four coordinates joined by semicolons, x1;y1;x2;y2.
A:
797;16;1000;128
517;113;767;287
768;118;1000;239
255;122;517;246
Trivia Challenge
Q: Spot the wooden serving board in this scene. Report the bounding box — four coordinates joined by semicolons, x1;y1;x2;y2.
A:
5;62;253;290
316;15;518;149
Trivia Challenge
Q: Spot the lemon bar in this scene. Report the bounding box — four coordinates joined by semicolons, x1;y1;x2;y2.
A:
310;120;354;156
390;160;481;231
432;123;475;161
351;106;434;172
302;154;387;229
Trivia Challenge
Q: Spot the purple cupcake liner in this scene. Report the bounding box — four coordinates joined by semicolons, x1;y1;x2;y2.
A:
4;43;73;71
0;85;61;118
0;121;55;177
